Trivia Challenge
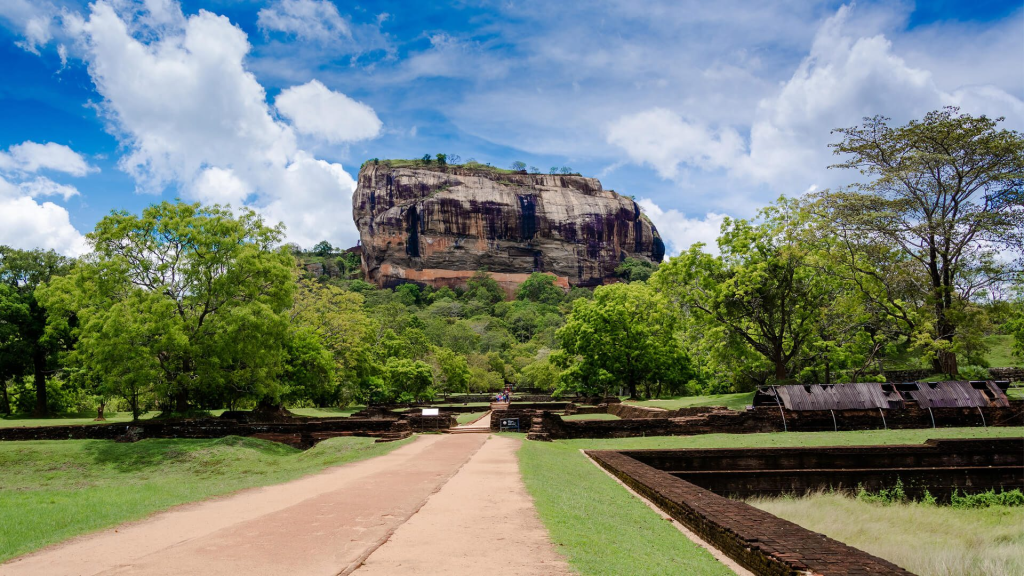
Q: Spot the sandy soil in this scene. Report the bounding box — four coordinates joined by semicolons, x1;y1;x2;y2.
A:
354;435;573;575
1;434;486;576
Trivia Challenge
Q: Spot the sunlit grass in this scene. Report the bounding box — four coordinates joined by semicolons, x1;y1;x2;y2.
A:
625;392;754;411
0;435;411;562
517;427;1023;575
749;491;1024;576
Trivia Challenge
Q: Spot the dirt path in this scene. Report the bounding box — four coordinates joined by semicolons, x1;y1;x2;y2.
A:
354;435;573;575
1;434;486;576
2;432;572;576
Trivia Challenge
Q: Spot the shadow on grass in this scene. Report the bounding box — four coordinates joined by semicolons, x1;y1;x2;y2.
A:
81;436;298;473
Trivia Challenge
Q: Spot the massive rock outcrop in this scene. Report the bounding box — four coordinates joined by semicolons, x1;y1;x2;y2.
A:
352;162;665;294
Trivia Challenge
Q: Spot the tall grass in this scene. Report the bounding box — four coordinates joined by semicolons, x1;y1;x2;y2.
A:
749;491;1024;576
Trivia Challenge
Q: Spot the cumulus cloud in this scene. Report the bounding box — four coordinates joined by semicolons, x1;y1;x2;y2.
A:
607;108;744;180
637;198;728;258
0;141;97;176
0;0;58;54
67;0;379;249
0;143;90;256
257;0;350;43
0;195;90;257
608;4;1024;195
275;80;382;143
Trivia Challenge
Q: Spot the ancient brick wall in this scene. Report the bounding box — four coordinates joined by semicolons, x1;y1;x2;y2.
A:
588;450;915;576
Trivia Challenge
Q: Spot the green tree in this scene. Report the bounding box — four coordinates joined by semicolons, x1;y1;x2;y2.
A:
511;161;527;171
465;269;505;305
311;240;334;256
515;273;564;305
614;258;658;283
288;279;375;406
430;347;470;399
820;107;1024;375
383;358;434;402
0;247;74;415
436;153;447;166
38;201;295;415
652;199;830;383
553;282;689;398
421;154;432;165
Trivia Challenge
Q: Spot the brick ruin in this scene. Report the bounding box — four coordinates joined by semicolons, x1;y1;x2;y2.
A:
588;438;1023;576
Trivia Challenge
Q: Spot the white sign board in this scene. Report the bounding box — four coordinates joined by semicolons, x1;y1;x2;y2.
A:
421;408;439;416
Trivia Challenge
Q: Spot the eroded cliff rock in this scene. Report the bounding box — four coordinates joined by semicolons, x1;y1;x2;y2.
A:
352;163;665;294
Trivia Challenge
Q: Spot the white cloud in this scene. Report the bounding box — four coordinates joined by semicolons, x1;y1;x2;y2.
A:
0;142;90;256
0;141;97;176
275;79;382;143
638;198;727;258
607;108;744;180
190;167;251;206
16;177;82;201
0;196;90;257
257;0;350;43
607;4;1024;196
67;0;375;249
0;0;58;54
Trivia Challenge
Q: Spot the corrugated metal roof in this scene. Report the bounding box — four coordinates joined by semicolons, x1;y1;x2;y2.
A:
753;381;1010;411
898;381;1011;409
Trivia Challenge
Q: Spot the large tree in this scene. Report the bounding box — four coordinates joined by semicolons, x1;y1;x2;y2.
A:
553;282;690;399
38;201;294;415
821;108;1024;375
0;247;74;415
652;199;831;384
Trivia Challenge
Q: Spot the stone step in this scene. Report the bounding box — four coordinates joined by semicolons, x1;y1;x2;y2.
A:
526;432;551;441
447;427;491;434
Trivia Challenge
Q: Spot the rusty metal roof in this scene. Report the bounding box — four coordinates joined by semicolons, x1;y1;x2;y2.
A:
753;381;1011;411
896;381;1011;409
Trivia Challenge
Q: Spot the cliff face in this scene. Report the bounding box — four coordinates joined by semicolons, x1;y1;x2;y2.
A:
352;163;665;293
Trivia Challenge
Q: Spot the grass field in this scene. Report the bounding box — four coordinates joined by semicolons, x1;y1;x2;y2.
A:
750;492;1024;576
287;406;365;418
561;413;621;421
516;427;1024;576
984;334;1020;368
456;411;488;424
0;411;162;428
625;391;754;411
0;435;411;562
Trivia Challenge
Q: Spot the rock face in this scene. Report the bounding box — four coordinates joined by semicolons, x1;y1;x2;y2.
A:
352;163;665;294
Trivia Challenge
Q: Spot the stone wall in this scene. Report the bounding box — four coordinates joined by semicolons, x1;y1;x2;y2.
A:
588;450;914;576
621;437;1023;500
536;404;1023;439
0;417;412;448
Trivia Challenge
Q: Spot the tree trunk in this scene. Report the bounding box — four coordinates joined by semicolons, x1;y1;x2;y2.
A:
32;350;47;417
627;380;638;400
95;401;106;421
774;353;787;381
173;389;189;414
0;381;9;414
933;349;958;377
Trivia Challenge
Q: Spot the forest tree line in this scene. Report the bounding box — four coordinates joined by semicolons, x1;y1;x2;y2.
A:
0;108;1022;417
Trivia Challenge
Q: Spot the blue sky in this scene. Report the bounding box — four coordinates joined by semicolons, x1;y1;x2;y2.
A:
1;0;1021;257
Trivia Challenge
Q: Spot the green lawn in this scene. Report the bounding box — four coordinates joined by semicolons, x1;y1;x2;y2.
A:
0;411;171;428
516;427;1023;576
0;435;412;562
456;411;488;424
561;413;621;421
625;392;754;412
750;493;1024;576
287;406;365;418
985;334;1021;368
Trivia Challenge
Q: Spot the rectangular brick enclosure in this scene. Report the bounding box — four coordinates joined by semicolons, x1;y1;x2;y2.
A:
587;438;1024;576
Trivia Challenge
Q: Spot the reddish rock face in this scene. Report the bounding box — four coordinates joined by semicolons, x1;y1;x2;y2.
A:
352;163;665;292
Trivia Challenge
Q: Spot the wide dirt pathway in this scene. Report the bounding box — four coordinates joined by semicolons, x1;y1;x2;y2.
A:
1;431;571;576
354;434;572;575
